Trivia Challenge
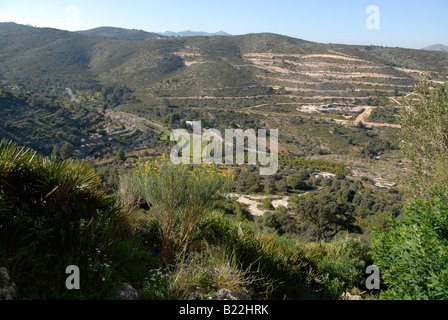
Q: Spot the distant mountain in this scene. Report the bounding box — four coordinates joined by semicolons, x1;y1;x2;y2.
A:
0;22;33;31
1;22;448;101
421;44;448;52
77;26;164;40
160;30;232;37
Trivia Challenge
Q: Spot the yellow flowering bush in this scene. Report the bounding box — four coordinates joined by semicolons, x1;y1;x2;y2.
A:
133;153;232;261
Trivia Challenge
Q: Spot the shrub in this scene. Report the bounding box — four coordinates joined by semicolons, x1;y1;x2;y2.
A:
0;139;124;242
317;254;365;293
261;198;273;210
294;194;361;241
298;236;372;298
371;190;448;299
128;155;231;261
399;79;448;197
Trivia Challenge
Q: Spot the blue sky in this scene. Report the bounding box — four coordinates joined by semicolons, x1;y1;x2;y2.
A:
0;0;447;49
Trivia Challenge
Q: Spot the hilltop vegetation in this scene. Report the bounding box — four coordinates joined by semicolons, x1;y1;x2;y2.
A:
77;26;163;40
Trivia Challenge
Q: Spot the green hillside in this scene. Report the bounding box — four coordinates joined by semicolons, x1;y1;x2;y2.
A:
2;23;447;101
0;85;158;160
2;23;446;178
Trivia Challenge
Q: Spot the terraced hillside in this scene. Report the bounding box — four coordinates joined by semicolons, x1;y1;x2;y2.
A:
2;24;447;103
242;51;414;99
1;23;447;188
0;87;160;159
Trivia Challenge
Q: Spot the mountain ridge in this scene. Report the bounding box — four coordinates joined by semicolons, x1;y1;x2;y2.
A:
77;26;164;40
421;44;448;52
160;30;232;37
1;22;447;101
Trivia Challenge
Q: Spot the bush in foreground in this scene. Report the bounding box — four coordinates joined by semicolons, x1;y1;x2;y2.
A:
371;190;448;299
0;139;150;299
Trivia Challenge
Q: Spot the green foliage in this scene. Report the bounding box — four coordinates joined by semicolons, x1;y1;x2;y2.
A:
263;210;300;236
367;107;399;124
299;236;372;298
318;243;369;287
0;23;99;92
194;210;326;299
399;79;448;197
261;198;273;210
286;175;301;190
371;190;448;299
294;194;361;241
0;139;122;231
53;142;75;160
275;178;288;193
0;87;125;158
169;247;253;300
116;148;126;163
279;155;349;175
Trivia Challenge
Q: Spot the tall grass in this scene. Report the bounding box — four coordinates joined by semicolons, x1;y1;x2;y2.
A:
192;210;326;299
170;246;254;299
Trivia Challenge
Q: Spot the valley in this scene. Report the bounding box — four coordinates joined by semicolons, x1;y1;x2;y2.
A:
1;19;448;302
2;22;444;193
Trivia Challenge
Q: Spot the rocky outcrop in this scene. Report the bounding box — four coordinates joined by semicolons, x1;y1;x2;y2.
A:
0;267;17;300
118;282;139;300
342;291;362;300
216;288;251;300
188;288;251;300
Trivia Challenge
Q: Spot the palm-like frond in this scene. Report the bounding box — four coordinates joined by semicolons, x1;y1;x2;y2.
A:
0;139;120;228
0;139;40;205
36;157;100;201
0;139;37;169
